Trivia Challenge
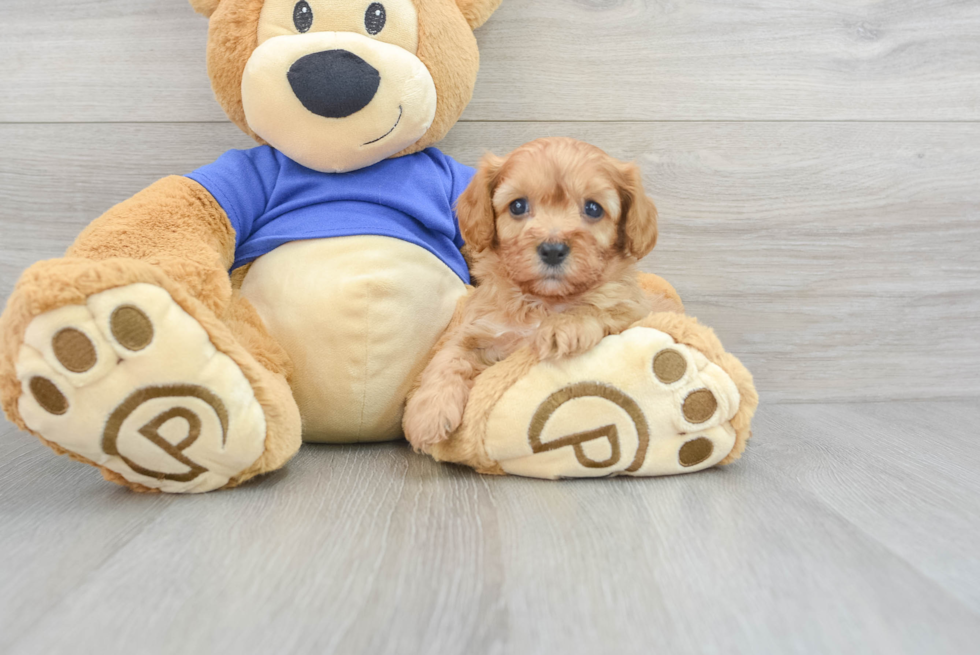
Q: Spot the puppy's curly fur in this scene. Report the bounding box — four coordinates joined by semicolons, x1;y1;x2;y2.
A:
404;138;680;449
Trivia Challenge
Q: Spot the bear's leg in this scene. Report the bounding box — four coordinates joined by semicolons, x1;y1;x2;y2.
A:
426;311;758;479
0;178;302;492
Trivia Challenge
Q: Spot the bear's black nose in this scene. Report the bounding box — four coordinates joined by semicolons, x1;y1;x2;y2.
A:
287;50;381;119
537;242;571;267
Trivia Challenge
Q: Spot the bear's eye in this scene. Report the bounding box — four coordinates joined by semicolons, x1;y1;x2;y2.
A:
509;198;530;217
293;1;313;33
365;3;386;35
584;200;605;220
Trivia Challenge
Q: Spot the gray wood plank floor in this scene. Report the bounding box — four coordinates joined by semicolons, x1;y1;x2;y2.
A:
2;402;979;655
1;0;979;653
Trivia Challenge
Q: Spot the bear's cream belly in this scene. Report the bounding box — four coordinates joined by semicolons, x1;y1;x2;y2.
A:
239;236;467;443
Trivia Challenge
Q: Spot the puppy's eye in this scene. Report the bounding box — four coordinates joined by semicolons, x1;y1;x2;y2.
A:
584;200;605;220
293;1;313;33
365;3;386;35
509;198;530;217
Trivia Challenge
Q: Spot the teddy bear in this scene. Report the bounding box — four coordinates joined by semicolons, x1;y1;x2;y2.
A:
0;0;757;493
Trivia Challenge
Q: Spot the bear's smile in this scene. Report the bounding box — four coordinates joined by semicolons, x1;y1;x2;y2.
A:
364;105;404;146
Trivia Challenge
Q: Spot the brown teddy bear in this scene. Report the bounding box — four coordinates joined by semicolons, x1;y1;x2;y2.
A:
0;0;757;493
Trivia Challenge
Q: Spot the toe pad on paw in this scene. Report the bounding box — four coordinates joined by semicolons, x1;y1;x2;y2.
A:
110;305;154;351
28;376;69;415
52;328;97;373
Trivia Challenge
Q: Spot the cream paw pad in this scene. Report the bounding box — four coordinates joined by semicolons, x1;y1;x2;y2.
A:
14;284;267;493
428;313;757;480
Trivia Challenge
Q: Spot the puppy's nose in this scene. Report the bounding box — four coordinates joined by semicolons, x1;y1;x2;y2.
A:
288;50;381;119
537;242;571;267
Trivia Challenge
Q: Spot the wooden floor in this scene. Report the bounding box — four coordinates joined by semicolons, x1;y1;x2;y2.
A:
1;1;979;653
2;401;980;653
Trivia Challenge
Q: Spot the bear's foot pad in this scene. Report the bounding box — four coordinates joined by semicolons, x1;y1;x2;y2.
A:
16;284;267;493
484;327;741;479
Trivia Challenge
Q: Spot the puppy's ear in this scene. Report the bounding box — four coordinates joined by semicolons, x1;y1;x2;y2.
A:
188;0;221;18
616;162;659;259
456;0;503;29
456;153;504;253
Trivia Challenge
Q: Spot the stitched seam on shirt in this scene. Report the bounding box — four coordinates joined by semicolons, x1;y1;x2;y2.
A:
261;150;284;216
357;288;371;442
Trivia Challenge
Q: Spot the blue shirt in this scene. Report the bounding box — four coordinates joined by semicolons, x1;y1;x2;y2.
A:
186;146;475;283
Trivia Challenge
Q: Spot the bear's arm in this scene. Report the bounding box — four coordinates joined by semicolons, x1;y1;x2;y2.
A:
66;176;237;306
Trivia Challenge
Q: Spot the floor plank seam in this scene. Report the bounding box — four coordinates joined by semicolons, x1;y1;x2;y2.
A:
798;488;980;618
1;498;178;652
759;396;980;408
749;446;980;621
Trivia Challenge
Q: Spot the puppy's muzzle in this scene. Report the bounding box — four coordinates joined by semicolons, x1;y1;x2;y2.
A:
537;242;571;267
287;50;381;119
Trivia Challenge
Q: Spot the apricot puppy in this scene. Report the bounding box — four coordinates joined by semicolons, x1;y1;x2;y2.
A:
403;137;676;450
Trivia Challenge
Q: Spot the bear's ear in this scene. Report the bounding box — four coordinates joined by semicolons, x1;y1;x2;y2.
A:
456;0;502;30
188;0;222;18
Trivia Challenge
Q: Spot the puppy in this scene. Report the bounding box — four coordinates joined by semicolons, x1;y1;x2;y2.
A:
403;137;677;450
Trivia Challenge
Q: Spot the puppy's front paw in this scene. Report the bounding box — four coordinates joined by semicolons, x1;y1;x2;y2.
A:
403;392;465;452
533;319;605;361
532;326;561;360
